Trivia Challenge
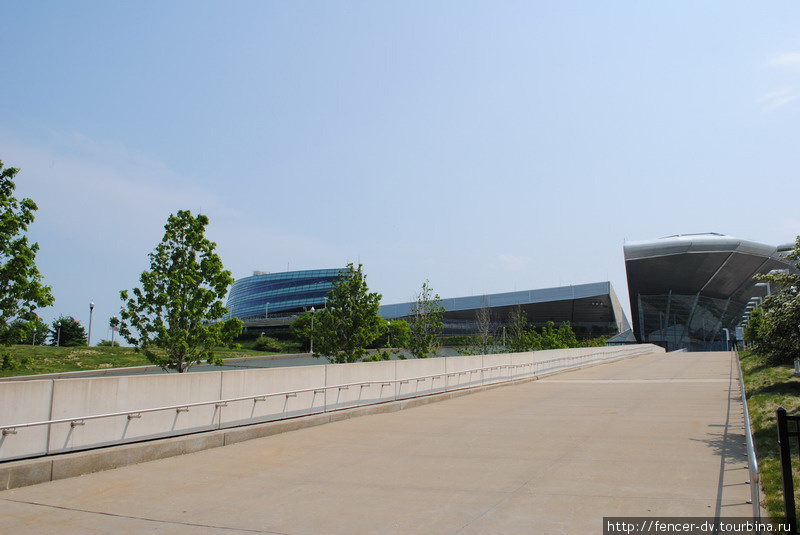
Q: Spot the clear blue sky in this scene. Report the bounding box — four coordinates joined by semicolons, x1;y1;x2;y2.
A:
1;1;799;340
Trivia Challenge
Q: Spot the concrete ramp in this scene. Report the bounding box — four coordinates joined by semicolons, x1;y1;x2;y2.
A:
0;351;754;534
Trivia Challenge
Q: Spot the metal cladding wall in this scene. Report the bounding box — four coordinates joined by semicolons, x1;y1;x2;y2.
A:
379;281;630;337
225;268;345;319
624;233;793;351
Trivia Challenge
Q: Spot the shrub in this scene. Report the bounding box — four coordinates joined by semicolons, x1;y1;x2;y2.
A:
1;352;20;370
252;336;283;352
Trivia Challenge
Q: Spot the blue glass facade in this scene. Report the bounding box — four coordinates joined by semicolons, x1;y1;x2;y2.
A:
225;268;345;320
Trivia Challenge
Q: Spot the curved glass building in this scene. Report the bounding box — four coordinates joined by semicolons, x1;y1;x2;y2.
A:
624;233;793;351
225;269;345;320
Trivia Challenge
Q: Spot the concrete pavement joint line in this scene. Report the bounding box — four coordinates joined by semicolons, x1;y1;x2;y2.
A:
503;490;728;503
541;379;731;383
451;491;515;535
450;438;584;535
1;498;290;534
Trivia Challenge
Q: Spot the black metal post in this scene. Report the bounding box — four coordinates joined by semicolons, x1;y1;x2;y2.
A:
777;407;797;534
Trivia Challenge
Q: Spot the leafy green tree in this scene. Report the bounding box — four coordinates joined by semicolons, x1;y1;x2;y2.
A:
536;321;579;350
386;319;410;350
365;319;412;361
743;305;766;350
750;236;800;364
556;321;579;348
582;336;609;348
118;210;243;372
6;316;49;345
49;316;87;347
290;310;314;348
0;161;54;345
407;281;445;358
311;263;384;363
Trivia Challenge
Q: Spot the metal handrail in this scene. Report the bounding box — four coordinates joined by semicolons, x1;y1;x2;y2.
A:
0;347;646;435
735;349;762;521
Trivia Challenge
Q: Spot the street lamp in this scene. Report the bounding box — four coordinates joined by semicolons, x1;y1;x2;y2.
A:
56;321;61;347
88;301;95;346
387;320;391;348
310;307;315;354
755;282;771;297
32;327;36;346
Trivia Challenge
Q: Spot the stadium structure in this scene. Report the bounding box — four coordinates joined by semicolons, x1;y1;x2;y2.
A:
623;233;795;351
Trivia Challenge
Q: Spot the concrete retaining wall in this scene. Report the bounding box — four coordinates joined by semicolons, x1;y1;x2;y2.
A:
219;365;326;428
0;345;663;462
0;379;52;459
48;373;223;454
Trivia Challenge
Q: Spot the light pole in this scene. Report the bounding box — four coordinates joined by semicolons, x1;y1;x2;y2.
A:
310;307;315;354
88;301;95;346
32;327;36;346
56;321;61;347
387;320;391;348
755;282;772;297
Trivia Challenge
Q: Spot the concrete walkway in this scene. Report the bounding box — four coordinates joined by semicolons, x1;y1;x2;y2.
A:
0;351;754;534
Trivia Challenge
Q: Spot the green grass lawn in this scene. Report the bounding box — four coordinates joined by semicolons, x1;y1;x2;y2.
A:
740;350;800;521
0;343;301;378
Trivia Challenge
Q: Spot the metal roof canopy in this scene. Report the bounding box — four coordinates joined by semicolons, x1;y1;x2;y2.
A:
379;281;629;332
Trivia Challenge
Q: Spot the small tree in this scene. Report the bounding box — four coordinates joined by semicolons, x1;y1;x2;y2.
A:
50;316;87;347
407;280;445;358
536;321;579;350
475;303;496;354
506;306;531;353
366;319;412;361
119;210;243;372
0;161;54;345
311;263;384;363
743;306;766;350
290;310;314;349
750;236;800;364
386;319;410;350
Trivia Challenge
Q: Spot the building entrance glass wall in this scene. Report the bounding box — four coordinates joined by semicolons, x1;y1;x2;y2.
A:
624;233;794;351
